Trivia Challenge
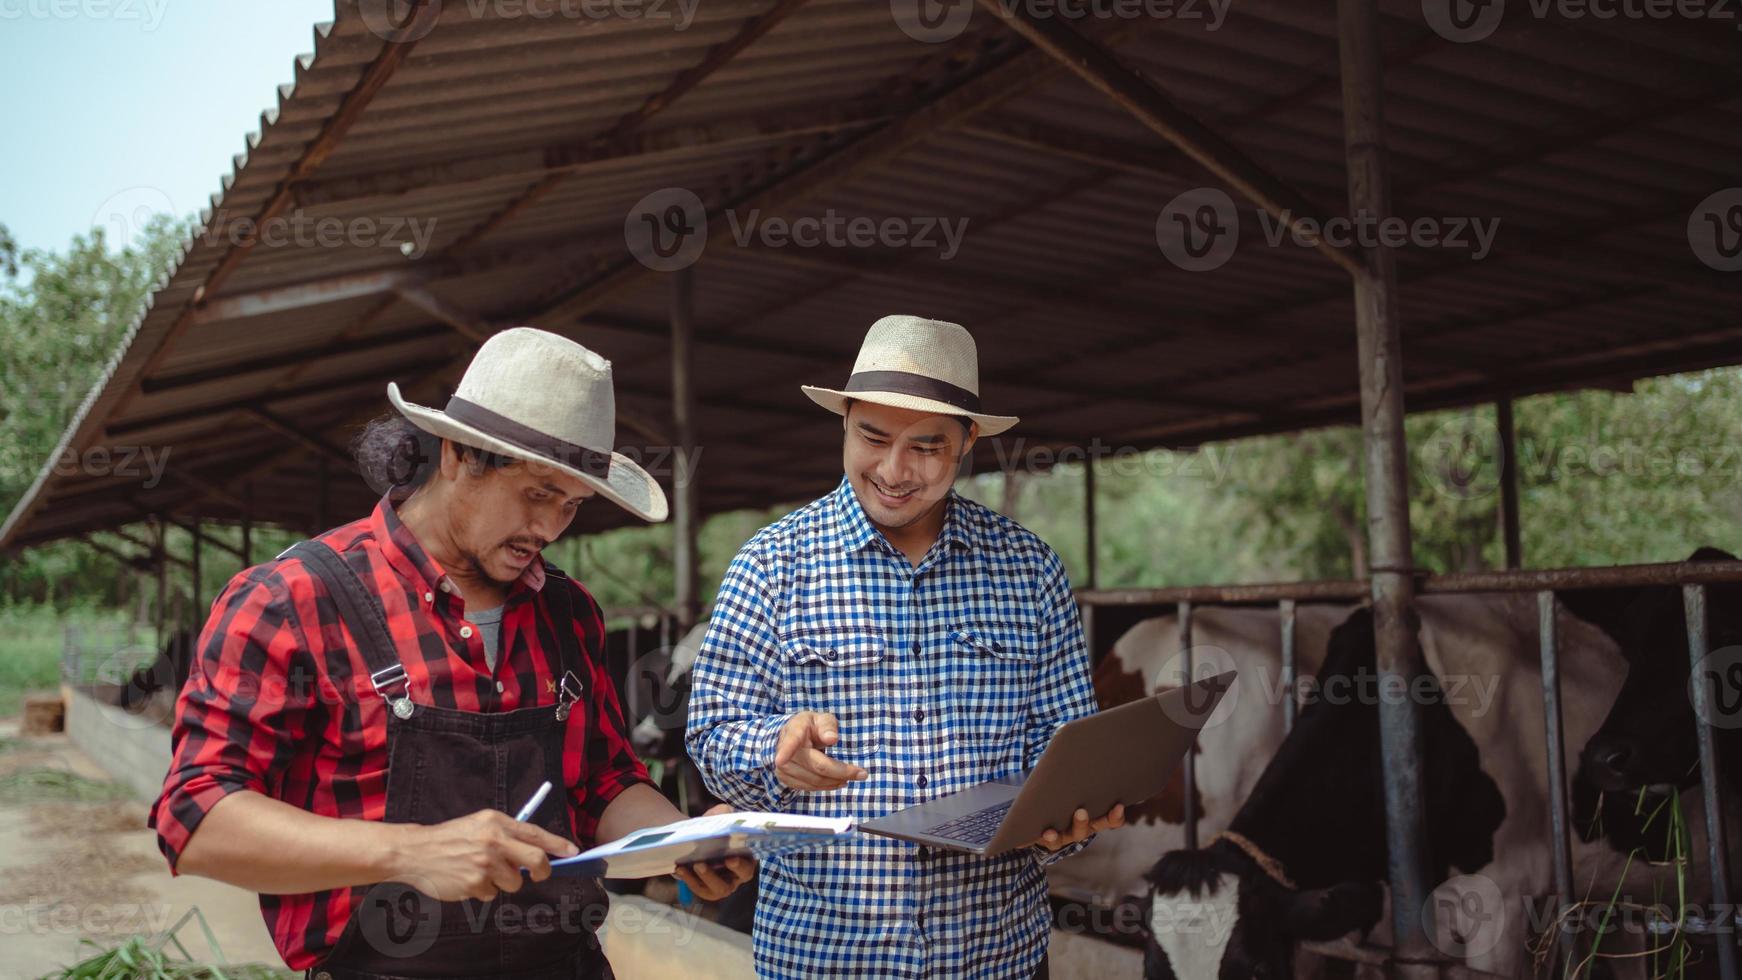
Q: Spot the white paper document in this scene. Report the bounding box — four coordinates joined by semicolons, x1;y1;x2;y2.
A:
550;812;855;879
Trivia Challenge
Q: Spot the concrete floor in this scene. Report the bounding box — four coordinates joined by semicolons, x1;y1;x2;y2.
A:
0;723;282;980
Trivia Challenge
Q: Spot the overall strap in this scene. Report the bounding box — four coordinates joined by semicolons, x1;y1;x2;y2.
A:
539;563;586;717
283;540;412;708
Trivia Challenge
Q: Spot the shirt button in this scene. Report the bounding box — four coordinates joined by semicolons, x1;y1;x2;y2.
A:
423;591;434;603
913;708;925;722
992;641;1005;653
916;774;928;789
460;626;474;639
911;641;921;654
825;649;837;661
440;581;454;593
496;681;505;693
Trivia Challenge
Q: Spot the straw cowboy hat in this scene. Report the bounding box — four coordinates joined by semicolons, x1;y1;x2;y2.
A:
388;327;669;523
801;315;1018;436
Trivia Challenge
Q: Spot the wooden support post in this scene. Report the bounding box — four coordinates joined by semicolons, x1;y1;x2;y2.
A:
154;518;168;651
317;456;331;532
190;517;203;624
671;267;701;629
1083;460;1099;590
1497;397;1523;570
241;483;254;565
1338;0;1439;974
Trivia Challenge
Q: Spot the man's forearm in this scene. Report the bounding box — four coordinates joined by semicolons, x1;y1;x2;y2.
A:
177;790;408;894
594;782;688;844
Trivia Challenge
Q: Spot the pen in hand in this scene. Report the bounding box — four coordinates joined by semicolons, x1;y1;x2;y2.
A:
514;780;554;823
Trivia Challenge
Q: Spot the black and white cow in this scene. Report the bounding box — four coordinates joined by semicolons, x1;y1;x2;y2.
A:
1562;548;1742;798
1140;608;1508;979
1088;591;1699;977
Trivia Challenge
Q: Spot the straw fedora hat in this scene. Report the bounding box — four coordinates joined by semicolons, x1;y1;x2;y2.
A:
387;327;669;522
801;315;1018;436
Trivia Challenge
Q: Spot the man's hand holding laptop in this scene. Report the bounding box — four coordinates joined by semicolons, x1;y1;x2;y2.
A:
1026;803;1127;851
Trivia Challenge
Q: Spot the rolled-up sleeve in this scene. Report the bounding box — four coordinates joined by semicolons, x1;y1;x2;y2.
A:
1023;550;1100;866
685;546;795;813
149;568;315;871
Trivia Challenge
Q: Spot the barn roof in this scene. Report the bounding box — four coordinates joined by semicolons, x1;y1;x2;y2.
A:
5;0;1740;549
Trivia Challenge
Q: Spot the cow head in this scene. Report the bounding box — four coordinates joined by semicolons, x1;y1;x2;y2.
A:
1140;608;1505;979
1141;841;1382;980
1563;547;1742;794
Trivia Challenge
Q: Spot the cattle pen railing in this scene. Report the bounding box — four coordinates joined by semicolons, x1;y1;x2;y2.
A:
1077;557;1742;980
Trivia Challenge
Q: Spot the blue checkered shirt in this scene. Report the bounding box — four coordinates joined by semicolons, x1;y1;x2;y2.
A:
686;478;1098;979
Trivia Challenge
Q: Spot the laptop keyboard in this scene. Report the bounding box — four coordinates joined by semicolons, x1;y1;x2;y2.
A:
925;800;1014;846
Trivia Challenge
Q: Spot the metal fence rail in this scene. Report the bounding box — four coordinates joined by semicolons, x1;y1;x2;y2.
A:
1077;558;1742;979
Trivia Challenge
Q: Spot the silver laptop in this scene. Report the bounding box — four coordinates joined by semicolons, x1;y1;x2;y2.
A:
860;670;1235;856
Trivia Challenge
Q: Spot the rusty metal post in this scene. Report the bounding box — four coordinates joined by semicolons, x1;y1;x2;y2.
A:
1537;591;1575;969
1686;584;1739;980
154;517;168;650
671;267;700;630
317;456;331;532
1178;600;1197;850
190;516;203;624
1338;0;1438;973
1497;398;1522;570
1083;460;1098;590
1280;599;1298;732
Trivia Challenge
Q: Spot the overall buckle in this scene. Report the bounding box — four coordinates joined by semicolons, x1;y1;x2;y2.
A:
370;664;415;719
555;670;583;721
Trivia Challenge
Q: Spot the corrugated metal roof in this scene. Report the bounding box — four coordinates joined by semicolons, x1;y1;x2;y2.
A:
5;0;1741;548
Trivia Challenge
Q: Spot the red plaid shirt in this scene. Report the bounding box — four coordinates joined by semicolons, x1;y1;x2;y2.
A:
150;496;650;969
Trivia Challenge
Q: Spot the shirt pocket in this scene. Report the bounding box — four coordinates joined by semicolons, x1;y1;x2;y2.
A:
946;623;1041;748
780;627;888;761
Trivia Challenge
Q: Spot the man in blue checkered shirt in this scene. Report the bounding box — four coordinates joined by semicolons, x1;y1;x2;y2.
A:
686;315;1126;979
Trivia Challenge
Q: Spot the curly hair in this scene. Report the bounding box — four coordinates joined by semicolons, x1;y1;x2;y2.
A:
351;415;511;496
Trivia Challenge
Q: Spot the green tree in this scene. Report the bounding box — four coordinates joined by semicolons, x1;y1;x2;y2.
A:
0;216;190;607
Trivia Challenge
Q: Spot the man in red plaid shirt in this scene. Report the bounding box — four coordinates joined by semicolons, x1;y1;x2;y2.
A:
151;328;752;979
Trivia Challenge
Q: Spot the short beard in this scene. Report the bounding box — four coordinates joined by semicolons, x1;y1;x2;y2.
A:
462;549;518;589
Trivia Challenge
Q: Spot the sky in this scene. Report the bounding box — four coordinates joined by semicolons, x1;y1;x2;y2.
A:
0;0;336;256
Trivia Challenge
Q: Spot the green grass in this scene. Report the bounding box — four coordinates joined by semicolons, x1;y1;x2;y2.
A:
0;769;133;805
0;604;152;717
45;909;297;980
